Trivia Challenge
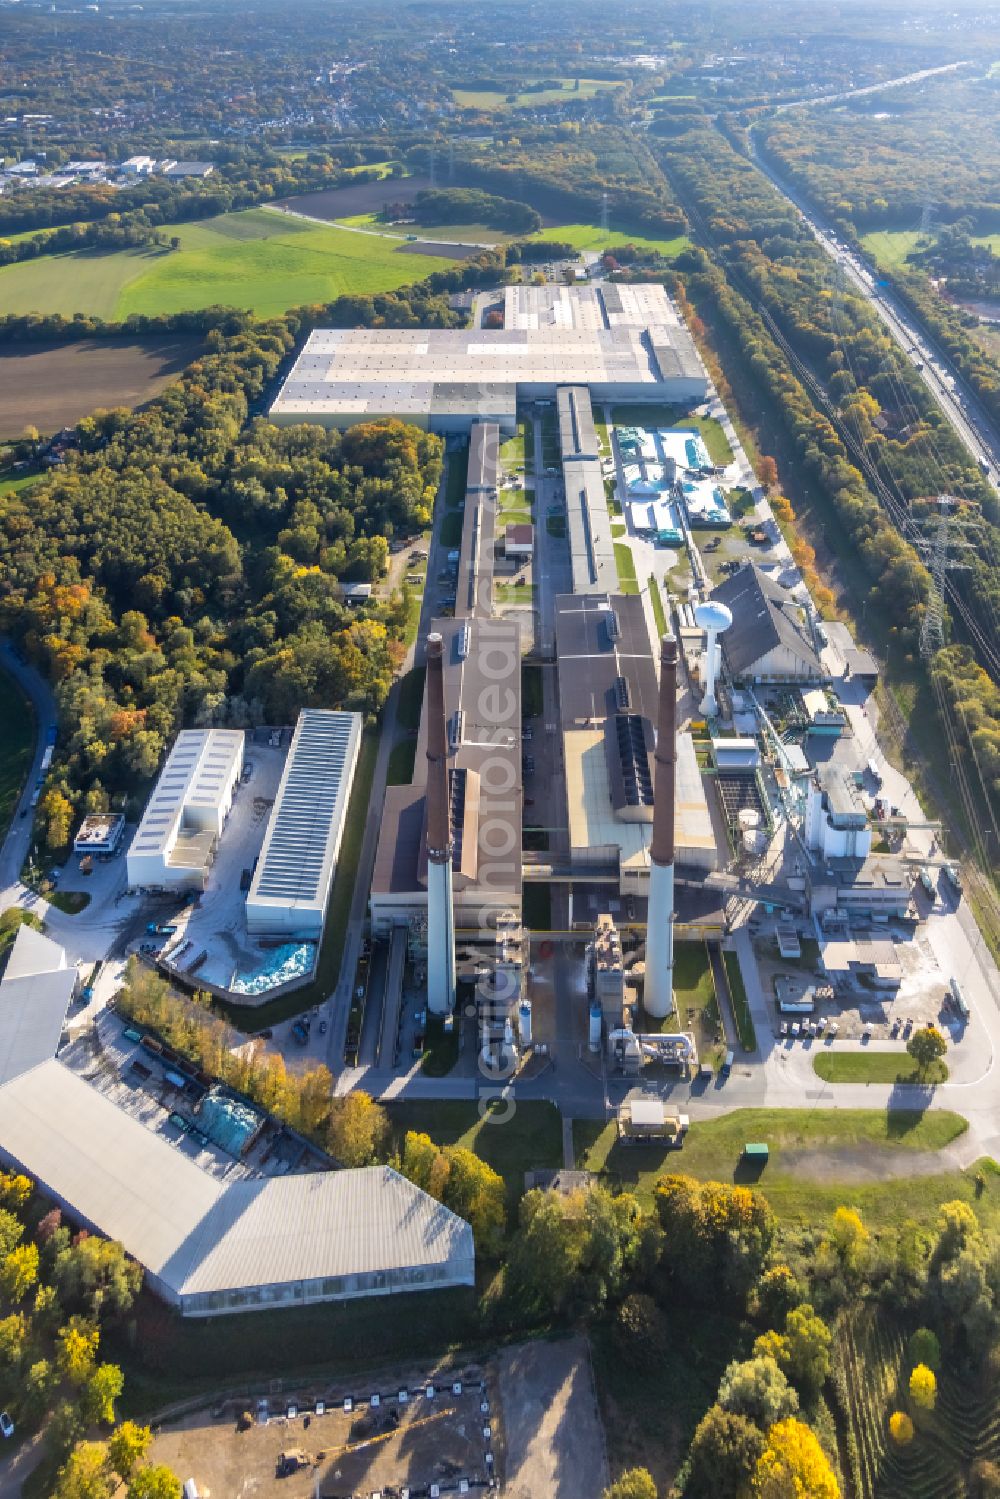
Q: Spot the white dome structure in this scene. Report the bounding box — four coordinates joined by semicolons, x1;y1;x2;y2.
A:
694;599;733;719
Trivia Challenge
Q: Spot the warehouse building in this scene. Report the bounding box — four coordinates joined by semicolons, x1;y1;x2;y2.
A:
0;934;474;1316
370;611;522;937
269;285;707;433
556;384;601;461
126;730;244;892
556;593;719;893
246;709;363;938
456;422;499;620
710;564;823;684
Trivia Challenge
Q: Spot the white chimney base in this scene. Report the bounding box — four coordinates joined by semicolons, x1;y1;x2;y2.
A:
427;858;456;1015
644;861;675;1019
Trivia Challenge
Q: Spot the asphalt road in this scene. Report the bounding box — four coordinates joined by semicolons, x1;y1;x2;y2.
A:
747;132;1000;492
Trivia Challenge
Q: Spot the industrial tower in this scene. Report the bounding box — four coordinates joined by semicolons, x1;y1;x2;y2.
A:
644;632;679;1020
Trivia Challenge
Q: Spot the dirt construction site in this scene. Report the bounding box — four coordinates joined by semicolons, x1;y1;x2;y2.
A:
149;1336;608;1499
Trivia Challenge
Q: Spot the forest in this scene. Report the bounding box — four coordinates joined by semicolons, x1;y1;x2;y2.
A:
0;283;461;848
649;123;1000;827
757;75;1000;233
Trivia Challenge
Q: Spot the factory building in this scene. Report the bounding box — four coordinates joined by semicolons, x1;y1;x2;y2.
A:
556;594;719;897
126;730;244;892
456;422;499;620
0;933;474;1316
246;709;363;938
710;563;823;684
804;765;873;863
557;384;601;461
269;285;707;433
370;611;522;938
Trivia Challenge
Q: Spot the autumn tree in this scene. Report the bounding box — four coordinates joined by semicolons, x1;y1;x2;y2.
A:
602;1470;657;1499
909;1363;937;1412
52;1440;112;1499
81;1362;124;1426
0;1242;39;1302
326;1091;388;1167
751;1418;840;1499
906;1025;948;1078
908;1328;941;1371
128;1468;182;1499
889;1411;914;1446
717;1356;799;1429
686;1404;766;1499
57;1318;100;1384
107;1422;152;1480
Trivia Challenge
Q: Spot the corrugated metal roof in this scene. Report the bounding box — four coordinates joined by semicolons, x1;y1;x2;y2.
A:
0;1060;473;1301
128;730;243;859
3;924;66;981
0;973;74;1086
246;710;362;923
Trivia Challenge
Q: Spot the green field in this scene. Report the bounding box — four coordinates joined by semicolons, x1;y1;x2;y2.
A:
814;1050;949;1085
453;78;627;109
863;228;1000;268
575;1108;982;1229
0;670;34;838
332;211;688;260
0;208;459;319
0;469;44;495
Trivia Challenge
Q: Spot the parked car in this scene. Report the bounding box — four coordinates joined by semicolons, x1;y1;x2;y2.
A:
0;1412;14;1439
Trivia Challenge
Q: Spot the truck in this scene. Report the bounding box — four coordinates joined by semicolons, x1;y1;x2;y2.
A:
942;862;963;897
146;922;177;936
291;1020;310;1046
949;976;970;1020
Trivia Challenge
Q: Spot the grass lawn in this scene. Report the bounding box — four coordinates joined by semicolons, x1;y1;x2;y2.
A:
0;207;460;319
813;1051;949;1085
575;1108;981;1230
723;949;756;1051
521;661;544;718
500;424;527;468
452;78;627;109
682;413;732;466
419;1015;460;1077
0;469;44;495
648;575;667;637
614;542;639;594
0;670;34;838
110;1285;480;1417
396;665;425;732
445;445;468;507
494;583;535;605
863;228;1000;269
593;411;610;453
385;1099;562;1214
439;509;464;547
215;728;379;1030
386;738;417;786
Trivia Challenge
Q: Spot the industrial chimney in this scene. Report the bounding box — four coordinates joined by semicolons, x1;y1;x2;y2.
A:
425;632;456;1015
645;632;678;1020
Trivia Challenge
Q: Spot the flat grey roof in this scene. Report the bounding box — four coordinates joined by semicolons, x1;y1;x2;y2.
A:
555;592;660;727
557;385;601;461
564;456;617;594
0;935;474;1307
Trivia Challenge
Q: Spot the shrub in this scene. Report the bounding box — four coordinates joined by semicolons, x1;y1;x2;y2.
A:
889;1410;914;1446
614;1293;668;1370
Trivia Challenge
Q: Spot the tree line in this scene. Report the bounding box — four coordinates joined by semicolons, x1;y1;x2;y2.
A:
0;1164;179;1498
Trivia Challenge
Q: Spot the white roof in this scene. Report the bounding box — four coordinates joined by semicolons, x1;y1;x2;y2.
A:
3;924;66;981
629;1098;665;1127
128;729;243;860
0;940;474;1302
246;710;362;923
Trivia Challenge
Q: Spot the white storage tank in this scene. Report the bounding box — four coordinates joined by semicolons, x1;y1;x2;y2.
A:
518;1001;533;1048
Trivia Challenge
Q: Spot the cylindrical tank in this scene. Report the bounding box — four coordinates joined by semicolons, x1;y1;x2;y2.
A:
589;1003;603;1053
518;1001;532;1048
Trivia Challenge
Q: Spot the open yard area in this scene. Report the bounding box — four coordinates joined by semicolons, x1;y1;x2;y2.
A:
813;1050;949;1085
0;207;459;320
573;1108;988;1230
143;1337;606;1499
0;670;33;836
0;337;202;439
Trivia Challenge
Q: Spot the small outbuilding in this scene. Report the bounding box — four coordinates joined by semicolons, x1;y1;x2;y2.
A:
504;523;534;559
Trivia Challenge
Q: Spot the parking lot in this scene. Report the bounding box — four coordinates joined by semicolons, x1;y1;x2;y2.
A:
148;1338;608;1499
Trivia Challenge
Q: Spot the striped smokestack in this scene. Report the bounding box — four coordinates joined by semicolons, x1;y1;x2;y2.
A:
425;632;452;865
650;631;678;868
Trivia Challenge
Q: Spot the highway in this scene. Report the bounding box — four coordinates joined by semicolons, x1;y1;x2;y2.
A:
747;131;1000;496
